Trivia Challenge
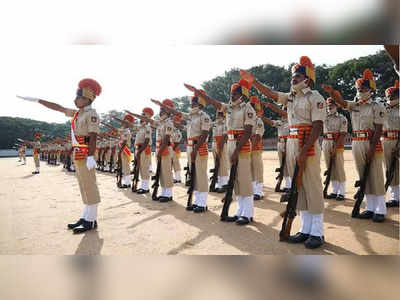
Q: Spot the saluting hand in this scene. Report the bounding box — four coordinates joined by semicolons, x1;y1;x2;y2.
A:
16;95;39;103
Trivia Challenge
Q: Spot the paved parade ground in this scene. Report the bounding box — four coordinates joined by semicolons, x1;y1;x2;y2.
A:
0;150;398;255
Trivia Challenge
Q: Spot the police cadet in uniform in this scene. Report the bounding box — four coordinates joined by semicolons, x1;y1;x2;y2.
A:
172;115;183;184
17;78;102;234
322;98;348;200
186;91;212;213
118;114;134;188
22;132;42;174
323;69;387;222
241;56;326;248
383;80;399;207
155;99;175;202
134;107;154;194
211;108;229;193
21;143;27;165
187;79;257;224
249;96;265;201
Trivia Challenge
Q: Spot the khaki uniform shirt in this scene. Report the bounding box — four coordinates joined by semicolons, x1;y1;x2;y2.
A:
135;123;152;146
324;112;348;134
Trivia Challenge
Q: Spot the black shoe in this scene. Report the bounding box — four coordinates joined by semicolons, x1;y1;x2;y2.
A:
73;220;97;234
326;193;337;199
386;200;399;207
336;194;345;201
254;194;261;201
32;171;40;174
287;232;310;244
216;187;227;194
136;189;149;194
220;215;238;222
67;218;84;230
235;216;250;225
119;184;131;189
304;235;324;249
193;206;207;213
173;180;181;184
152;196;159;201
185;181;190;187
159;196;172;203
372;213;385;223
186;204;198;211
357;210;374;219
282;188;291;193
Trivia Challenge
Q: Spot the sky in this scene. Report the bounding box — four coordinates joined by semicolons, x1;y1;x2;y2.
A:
2;45;383;123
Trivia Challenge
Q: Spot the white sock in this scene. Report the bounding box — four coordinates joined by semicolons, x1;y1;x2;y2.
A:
338;182;346;195
285;177;292;189
300;211;312;234
85;204;98;222
390;186;399;201
164;187;172;198
141;180;149;190
257;183;263;196
124;175;131;186
241;195;254;219
221;176;228;186
310;214;324;237
82;205;89;219
252;181;257;195
374;195;387;215
366;194;376;212
216;176;221;189
174;172;181;181
194;191;207;207
235;196;243;217
331;181;339;194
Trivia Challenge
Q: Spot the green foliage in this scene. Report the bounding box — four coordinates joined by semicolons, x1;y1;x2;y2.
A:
0;117;70;149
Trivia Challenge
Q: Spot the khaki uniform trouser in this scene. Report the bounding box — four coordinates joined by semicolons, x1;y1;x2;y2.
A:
160;153;173;188
74;159;101;205
94;150;99;162
121;152;131;176
383;140;399;187
227;140;253;197
194;154;208;192
322;141;346;182
33;154;40;168
172;151;181;172
139;152;151;180
287;138;324;214
212;143;229;177
105;150;111;164
251;151;264;183
352;141;385;196
278;150;289;177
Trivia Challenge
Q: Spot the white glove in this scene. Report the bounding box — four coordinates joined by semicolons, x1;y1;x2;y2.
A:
86;156;97;170
16;95;39;102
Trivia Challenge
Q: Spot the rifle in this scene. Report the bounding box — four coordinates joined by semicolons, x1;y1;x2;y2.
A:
279;162;303;241
131;156;140;192
116;155;123;188
275;151;286;192
279;132;306;241
209;155;220;192
384;138;400;191
352;161;371;218
186;162;196;209
220;162;238;221
323;152;335;199
152;159;162;200
184;163;190;186
123;111;153;126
